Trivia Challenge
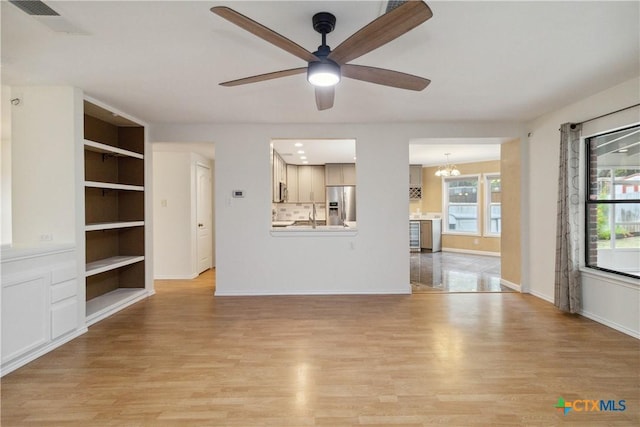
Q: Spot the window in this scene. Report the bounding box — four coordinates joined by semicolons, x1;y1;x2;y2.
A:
485;174;501;236
443;176;479;234
585;124;640;278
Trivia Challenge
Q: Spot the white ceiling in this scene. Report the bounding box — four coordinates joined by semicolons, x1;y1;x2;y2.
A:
410;138;506;166
273;139;356;165
2;0;638;128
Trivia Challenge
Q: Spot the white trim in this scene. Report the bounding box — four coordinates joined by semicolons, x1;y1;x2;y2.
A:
579;309;640;339
442;247;501;257
215;288;411;297
580;267;639;289
483;173;501;237
442;174;482;235
0;327;87;377
154;273;199;280
86;288;149;326
500;278;521;292
1;244;75;262
527;289;554;304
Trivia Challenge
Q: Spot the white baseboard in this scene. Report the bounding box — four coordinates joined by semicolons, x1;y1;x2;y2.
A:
527;289;554;304
580;309;640;339
442;248;501;257
154;273;198;280
215;288;412;297
500;278;521;292
1;327;88;377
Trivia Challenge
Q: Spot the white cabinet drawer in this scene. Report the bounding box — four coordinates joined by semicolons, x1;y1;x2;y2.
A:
51;263;76;284
51;279;77;303
51;299;78;339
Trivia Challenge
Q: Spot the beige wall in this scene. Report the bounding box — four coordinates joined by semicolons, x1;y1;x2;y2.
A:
500;139;521;286
410;160;501;253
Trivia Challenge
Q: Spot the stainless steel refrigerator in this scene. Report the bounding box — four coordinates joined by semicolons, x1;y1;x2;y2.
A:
326;186;356;225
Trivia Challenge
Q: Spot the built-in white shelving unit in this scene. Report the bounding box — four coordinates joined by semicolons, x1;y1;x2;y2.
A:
83;100;149;326
85;221;145;232
85;255;146;277
84;181;144;192
84;139;144;159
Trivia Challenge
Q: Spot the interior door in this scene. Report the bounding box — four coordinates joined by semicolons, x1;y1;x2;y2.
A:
196;163;212;274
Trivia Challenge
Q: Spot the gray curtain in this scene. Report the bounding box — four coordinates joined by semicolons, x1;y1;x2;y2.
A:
555;123;582;313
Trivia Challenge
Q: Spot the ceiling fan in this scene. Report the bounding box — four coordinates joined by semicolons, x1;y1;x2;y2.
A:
210;1;433;111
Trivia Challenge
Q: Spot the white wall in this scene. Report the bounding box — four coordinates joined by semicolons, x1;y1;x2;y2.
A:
1;86;12;245
151;122;524;295
10;86;82;247
152;150;213;279
526;76;640;337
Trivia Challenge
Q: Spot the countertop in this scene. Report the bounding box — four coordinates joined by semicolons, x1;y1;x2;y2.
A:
410;215;442;221
271;221;357;237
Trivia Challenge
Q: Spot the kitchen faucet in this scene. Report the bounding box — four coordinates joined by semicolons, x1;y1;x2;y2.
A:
309;202;317;229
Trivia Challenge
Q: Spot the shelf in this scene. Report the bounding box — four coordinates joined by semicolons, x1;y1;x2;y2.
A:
85;221;144;232
84;139;144;159
86;288;147;326
85;181;144;192
86;255;145;277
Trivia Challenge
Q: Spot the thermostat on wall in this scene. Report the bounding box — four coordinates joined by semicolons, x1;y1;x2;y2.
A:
232;190;244;198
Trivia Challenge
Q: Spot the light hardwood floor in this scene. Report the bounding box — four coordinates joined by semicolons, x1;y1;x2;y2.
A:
1;269;638;426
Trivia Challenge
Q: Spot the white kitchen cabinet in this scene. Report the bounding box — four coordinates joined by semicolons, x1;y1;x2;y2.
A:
410;165;423;200
297;165;325;202
420;219;441;252
272;150;286;202
325;163;356;186
286;164;298;202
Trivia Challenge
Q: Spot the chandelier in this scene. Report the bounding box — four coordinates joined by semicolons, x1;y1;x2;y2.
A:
434;153;460;177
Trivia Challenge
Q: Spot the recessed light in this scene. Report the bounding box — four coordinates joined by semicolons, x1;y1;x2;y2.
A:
302;160;309;164
294;143;303;147
300;156;307;160
297;150;305;154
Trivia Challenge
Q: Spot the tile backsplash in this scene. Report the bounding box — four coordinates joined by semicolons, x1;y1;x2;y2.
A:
273;203;326;221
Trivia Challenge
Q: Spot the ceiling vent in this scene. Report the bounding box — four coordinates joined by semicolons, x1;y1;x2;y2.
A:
385;1;408;13
9;0;59;16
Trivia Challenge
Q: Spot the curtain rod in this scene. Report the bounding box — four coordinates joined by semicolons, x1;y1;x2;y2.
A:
570;103;640;129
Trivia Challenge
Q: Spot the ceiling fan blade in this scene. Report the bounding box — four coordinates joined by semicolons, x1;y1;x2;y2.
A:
315;87;335;110
211;6;319;63
328;1;433;65
220;67;307;87
342;64;430;91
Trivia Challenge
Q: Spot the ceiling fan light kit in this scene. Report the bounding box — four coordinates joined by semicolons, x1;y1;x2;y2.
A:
211;1;433;110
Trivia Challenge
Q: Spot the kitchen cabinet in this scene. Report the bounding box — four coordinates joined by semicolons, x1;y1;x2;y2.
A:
286;164;298;202
272;150;286;202
297;165;325;202
410;165;423;200
325;163;356;186
420;219;441;252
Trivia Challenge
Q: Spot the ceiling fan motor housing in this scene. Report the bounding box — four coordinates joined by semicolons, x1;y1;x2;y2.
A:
308;12;341;86
312;12;336;35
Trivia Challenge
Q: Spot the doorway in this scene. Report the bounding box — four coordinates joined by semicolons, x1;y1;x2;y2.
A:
408;138;521;293
196;163;213;273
